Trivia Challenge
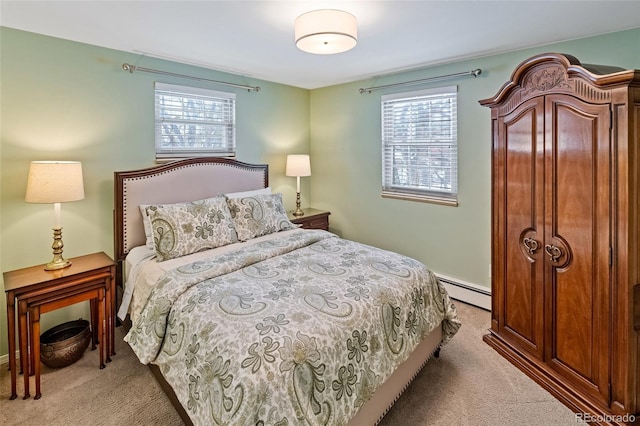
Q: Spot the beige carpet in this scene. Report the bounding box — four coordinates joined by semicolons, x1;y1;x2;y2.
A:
0;302;576;425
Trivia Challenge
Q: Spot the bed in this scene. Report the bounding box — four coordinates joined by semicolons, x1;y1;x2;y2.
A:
113;157;460;425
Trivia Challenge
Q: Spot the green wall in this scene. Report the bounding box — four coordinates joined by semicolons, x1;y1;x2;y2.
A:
0;27;310;357
1;26;639;359
309;27;640;293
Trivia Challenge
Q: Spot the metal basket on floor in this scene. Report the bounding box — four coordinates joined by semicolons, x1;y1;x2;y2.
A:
40;319;91;368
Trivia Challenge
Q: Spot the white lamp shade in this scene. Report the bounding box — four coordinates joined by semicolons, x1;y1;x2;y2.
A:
295;9;357;54
286;155;311;177
25;161;85;203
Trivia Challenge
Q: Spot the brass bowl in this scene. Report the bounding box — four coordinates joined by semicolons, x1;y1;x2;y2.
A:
40;319;91;369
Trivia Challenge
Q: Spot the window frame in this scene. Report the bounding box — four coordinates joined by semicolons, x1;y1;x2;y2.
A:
154;82;236;161
381;85;458;206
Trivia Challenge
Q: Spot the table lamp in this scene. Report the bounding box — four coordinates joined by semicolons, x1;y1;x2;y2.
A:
285;154;311;217
25;161;85;270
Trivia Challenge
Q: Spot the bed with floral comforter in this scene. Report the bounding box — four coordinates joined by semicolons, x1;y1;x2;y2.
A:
124;229;460;425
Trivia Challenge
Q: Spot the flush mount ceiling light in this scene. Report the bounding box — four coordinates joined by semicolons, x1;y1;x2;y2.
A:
295;9;357;55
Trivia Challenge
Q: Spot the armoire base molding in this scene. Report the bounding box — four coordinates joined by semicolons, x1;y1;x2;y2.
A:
484;332;637;426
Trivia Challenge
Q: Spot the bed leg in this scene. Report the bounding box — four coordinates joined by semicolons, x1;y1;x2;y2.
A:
434;347;441;358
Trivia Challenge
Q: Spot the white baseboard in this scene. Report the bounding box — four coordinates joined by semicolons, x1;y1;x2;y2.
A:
0;351;20;367
436;273;491;311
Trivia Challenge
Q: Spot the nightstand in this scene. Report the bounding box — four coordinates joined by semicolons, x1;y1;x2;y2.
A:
288;208;331;231
4;252;115;400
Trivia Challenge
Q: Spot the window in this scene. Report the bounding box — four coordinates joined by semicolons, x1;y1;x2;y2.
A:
381;86;458;205
154;82;236;160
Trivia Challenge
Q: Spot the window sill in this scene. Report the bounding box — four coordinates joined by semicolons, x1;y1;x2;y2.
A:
381;191;458;207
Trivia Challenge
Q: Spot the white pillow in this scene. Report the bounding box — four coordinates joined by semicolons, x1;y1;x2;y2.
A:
140;204;157;249
225;187;271;199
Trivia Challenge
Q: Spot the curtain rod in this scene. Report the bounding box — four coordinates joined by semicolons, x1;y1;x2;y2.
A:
359;68;481;94
122;63;261;92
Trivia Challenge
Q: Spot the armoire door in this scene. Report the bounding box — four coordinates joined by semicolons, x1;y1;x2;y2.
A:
543;94;611;406
497;96;545;360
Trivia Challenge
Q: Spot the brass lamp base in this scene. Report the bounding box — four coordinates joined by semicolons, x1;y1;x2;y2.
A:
292;191;304;216
45;258;72;271
45;228;72;271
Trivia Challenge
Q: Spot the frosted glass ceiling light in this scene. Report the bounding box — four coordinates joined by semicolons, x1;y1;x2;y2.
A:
295;9;357;54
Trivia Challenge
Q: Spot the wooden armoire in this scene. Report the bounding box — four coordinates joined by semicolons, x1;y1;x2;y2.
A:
479;53;640;424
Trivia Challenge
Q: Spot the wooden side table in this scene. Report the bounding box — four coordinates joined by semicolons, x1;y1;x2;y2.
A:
288;208;331;231
4;252;115;400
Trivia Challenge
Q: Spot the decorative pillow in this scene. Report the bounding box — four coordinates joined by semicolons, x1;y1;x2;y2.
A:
139;189;271;249
149;196;238;261
227;193;297;241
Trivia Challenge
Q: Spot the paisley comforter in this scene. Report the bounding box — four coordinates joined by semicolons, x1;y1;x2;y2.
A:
124;230;460;425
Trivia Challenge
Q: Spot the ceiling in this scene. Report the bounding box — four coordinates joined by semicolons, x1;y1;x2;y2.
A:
1;1;639;89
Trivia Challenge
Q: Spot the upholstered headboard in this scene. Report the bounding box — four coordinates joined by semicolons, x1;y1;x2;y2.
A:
113;158;269;274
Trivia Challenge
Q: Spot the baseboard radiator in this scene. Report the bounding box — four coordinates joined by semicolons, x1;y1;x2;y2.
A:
436;273;491;311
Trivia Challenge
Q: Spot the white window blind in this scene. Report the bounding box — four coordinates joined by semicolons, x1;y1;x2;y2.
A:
154;82;236;160
381;86;458;205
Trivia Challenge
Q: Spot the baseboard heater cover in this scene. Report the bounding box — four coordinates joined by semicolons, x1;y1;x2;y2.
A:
436;273;491;311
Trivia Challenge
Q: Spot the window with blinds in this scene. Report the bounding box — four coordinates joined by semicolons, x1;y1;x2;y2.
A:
381;86;458;205
154;82;236;160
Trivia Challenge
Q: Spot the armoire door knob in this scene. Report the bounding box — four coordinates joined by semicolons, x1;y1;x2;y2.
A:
544;244;563;263
523;237;540;255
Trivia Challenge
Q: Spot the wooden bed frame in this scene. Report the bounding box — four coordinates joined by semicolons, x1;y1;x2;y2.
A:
113;157;443;425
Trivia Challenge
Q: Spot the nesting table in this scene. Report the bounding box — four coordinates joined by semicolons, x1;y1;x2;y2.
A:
4;252;115;399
